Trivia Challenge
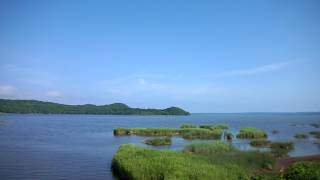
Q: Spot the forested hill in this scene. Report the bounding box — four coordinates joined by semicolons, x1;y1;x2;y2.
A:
0;99;190;115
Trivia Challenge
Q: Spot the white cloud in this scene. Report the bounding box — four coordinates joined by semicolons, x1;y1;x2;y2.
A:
202;61;292;78
0;85;16;96
46;91;63;97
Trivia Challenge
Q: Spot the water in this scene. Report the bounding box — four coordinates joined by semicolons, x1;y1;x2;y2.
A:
0;113;319;180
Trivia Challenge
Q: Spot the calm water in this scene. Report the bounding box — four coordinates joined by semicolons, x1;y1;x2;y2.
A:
0;113;319;180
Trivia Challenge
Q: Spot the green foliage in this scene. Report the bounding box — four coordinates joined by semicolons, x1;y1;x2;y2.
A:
184;142;275;170
294;133;309;139
284;161;320;180
112;144;249;180
237;128;268;139
250;140;271;147
0;99;190;115
199;124;229;130
184;141;236;155
144;137;171;146
180;124;197;128
269;142;294;158
309;131;320;139
114;127;224;140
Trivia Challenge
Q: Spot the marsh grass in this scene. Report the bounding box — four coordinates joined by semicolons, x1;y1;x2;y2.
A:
309;131;320;139
112;144;249;180
144;137;171;146
180;124;197;128
236;127;268;139
114;127;223;140
269;142;294;158
184;142;275;170
250;139;271;147
294;133;309;139
199;124;229;130
284;161;320;180
310;123;320;128
272;130;280;134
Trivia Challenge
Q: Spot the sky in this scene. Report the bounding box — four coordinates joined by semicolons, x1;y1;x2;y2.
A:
0;0;319;112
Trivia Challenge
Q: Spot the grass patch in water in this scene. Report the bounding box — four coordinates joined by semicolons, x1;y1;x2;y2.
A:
144;137;171;146
112;144;249;180
199;124;229;130
294;133;309;139
250;139;271;147
114;127;223;140
180;124;197;128
236;127;268;139
271;130;280;134
310;123;320;128
269;142;294;158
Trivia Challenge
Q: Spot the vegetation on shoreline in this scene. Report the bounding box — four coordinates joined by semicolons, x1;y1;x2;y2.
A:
294;133;309;139
284;161;320;180
269;142;294;158
114;127;224;140
236;127;268;139
144;137;171;146
0;99;190;115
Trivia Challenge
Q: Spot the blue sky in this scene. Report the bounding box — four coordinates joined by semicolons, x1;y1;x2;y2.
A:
0;0;319;112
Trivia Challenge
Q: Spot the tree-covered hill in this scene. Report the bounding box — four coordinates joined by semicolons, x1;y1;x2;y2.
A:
0;99;190;115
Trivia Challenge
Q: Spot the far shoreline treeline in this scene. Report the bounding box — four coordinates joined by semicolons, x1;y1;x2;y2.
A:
0;99;190;115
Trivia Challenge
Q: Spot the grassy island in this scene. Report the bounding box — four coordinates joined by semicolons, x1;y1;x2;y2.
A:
114;127;224;140
112;143;276;180
309;131;320;139
250;139;271;147
144;137;171;146
236;127;268;139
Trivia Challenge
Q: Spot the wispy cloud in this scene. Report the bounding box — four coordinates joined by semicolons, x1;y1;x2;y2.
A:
46;91;63;97
0;85;16;96
202;61;293;78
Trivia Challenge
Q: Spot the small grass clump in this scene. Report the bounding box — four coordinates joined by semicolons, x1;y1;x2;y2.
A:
294;133;309;139
144;137;171;146
250;139;271;147
114;127;224;140
199;124;229;130
224;132;234;141
272;130;280;134
112;144;248;180
284;161;320;180
180;124;197;128
309;131;320;139
269;142;294;158
236;127;268;139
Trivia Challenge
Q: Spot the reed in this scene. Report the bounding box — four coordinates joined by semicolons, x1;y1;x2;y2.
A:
250;139;271;147
236;127;268;139
309;131;320;139
294;133;308;139
144;137;171;146
180;124;197;128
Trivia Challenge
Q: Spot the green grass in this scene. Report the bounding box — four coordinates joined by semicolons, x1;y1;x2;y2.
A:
144;137;171;146
294;133;309;139
236;127;268;139
250;139;271;147
112;144;249;180
309;131;320;139
269;142;294;158
114;127;223;140
199;124;229;130
180;124;197;128
184;142;275;170
183;141;236;155
284;161;320;180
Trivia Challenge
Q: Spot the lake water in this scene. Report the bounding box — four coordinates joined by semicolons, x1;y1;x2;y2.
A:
0;113;319;180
